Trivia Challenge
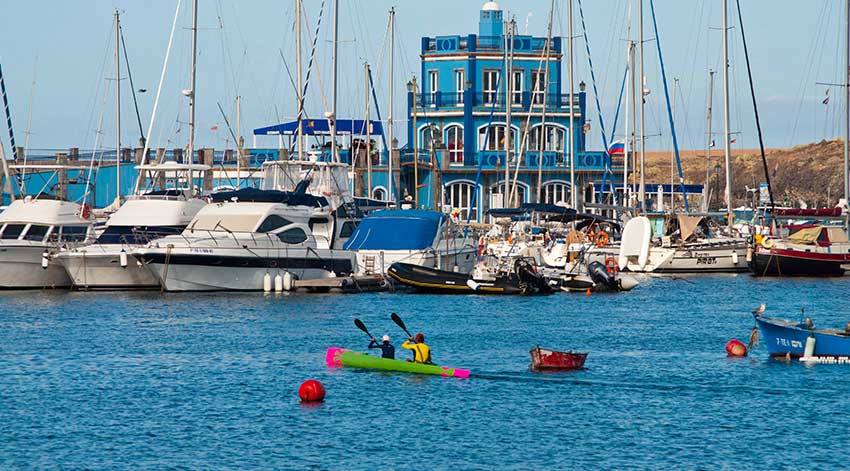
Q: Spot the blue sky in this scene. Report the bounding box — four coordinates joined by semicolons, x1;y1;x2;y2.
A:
0;0;845;154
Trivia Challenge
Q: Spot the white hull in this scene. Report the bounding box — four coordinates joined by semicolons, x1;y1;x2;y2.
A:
56;245;159;290
135;246;356;292
653;243;748;273
354;247;477;275
0;245;71;288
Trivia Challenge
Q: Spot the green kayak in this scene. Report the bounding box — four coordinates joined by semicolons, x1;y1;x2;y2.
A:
325;347;470;379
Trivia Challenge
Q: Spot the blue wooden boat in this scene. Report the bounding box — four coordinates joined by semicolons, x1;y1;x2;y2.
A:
754;305;850;359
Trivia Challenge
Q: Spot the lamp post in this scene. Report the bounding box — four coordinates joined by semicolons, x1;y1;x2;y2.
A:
428;122;442;211
407;77;419;207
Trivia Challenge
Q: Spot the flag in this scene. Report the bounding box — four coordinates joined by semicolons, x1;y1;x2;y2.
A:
823;89;830;105
710;139;716;148
607;141;625;156
210;125;219;132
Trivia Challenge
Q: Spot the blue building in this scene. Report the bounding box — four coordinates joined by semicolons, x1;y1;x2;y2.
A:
377;1;612;221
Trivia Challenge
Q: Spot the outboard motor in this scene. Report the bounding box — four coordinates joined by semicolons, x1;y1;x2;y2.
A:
588;261;618;291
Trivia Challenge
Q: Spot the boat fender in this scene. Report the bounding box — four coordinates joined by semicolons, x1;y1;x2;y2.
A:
119;249;128;268
283;272;295;291
274;273;283;292
725;339;747;357
263;272;272;292
746;247;752;262
803;335;816;358
466;279;480;291
731;250;739;265
41;251;49;269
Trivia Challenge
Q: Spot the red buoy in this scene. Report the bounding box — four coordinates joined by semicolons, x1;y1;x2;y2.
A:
725;339;748;357
298;379;326;403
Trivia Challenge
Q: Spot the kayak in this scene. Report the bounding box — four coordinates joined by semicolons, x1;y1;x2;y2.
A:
325;347;471;379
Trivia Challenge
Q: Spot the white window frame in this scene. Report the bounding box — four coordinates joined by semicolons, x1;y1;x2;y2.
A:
429;70;438;107
455;69;465;105
478;124;515;152
531;70;546;105
444;125;464;165
530;124;566;152
512;70;523;105
444;181;479;221
542;181;570;205
482;70;499;105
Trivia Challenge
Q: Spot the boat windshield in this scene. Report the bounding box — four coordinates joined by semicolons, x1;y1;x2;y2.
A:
96;225;184;245
186;214;263;233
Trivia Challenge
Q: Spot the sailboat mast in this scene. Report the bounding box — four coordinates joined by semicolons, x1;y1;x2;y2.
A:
115;9;122;206
504;17;512;207
568;0;577;209
330;0;339;163
624;42;632;206
296;0;304;161
388;7;395;203
670;78;678;210
365;62;372;196
722;0;733;227
188;0;198;194
638;0;645;212
704;70;715;212
842;0;850;227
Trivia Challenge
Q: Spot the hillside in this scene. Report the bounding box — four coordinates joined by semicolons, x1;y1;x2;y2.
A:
642;139;847;207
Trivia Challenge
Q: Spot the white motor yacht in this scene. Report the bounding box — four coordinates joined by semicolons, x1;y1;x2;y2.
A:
0;197;94;288
133;188;356;291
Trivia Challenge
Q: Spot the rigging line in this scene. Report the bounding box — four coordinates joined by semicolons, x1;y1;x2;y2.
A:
0;62;16;155
80;20;115;156
119;23;146;143
735;0;773;209
298;0;327;143
577;0;617;205
649;0;689;210
788;1;830;145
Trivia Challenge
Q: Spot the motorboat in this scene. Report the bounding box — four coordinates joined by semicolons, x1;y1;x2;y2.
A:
55;163;210;290
343;209;476;275
0;196;94;288
753;304;850;360
387;258;552;295
133;188;357;291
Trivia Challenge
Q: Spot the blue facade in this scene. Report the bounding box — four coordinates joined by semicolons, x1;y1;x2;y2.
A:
371;1;613;221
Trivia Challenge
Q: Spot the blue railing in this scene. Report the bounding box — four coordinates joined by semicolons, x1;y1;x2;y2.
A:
413;91;578;112
473;151;606;171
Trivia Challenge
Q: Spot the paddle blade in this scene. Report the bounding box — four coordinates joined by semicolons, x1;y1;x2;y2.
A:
354;318;371;337
390;312;412;337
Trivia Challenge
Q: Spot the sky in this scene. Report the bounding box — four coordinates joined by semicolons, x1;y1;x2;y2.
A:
0;0;846;155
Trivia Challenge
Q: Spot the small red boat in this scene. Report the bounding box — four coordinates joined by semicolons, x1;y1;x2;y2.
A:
530;346;588;371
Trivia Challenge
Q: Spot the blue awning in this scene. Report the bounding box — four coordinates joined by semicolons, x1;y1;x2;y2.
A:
343;210;443;251
253;119;384;137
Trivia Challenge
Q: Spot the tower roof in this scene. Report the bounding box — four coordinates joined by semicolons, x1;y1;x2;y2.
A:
482;1;500;12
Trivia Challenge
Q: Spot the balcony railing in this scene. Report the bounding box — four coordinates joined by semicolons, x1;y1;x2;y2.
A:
413;91;579;113
423;35;560;54
472;151;606;171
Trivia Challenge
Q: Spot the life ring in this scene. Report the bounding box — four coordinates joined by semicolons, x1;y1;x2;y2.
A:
80;204;92;219
605;255;619;274
586;229;596;242
595;232;609;248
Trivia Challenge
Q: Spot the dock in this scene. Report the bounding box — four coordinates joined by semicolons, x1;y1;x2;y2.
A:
290;275;391;293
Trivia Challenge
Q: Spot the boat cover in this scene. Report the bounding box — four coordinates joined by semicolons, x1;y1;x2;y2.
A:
343;210;443;250
677;215;704;242
209;188;329;207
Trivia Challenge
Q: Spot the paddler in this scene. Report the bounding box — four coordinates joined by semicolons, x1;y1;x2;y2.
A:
402;333;432;364
368;335;395;359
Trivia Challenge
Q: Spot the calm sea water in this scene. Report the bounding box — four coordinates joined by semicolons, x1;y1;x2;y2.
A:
1;276;848;469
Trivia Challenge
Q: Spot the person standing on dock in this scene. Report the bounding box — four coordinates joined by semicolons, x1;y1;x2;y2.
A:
369;335;395;359
402;333;432;364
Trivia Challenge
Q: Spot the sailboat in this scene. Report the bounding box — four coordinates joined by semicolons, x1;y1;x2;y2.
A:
749;0;850;277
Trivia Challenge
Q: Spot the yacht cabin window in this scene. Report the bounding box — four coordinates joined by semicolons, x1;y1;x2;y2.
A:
188;214;263;233
1;224;26;240
59;226;89;243
23;224;51;242
277;228;309;244
339;221;358;238
256;215;294;233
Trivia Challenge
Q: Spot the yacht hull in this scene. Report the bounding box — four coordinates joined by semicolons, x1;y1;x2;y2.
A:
354;248;476;275
750;249;848;277
0;245;72;289
57;248;160;290
135;248;355;291
654;244;749;273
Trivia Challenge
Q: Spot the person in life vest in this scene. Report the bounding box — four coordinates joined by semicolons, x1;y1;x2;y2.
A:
402;332;432;364
368;334;395;359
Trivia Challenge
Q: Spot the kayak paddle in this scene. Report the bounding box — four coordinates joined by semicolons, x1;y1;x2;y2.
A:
354;318;375;340
390;312;414;339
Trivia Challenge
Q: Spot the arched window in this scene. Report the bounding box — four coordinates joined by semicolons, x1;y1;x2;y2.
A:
444;182;477;220
372;187;387;201
490;181;526;208
478;125;515;151
543;182;570;205
445;125;464;165
529;125;565;152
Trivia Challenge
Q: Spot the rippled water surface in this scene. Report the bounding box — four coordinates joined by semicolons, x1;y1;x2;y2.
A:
1;275;849;469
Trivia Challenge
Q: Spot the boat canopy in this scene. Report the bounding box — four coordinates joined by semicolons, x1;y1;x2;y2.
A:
253;119;384;136
789;226;849;244
210;188;329;207
343;210;443;251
